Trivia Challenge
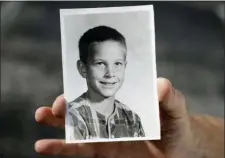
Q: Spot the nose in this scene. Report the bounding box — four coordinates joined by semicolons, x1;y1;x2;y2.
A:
104;65;115;78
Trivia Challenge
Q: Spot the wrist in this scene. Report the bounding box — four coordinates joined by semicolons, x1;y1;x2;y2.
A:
171;115;208;158
188;115;224;158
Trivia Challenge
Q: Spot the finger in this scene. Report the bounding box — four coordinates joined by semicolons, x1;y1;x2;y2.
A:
144;141;165;158
157;78;187;119
119;141;165;158
35;107;65;129
35;139;95;157
157;77;171;102
52;94;66;118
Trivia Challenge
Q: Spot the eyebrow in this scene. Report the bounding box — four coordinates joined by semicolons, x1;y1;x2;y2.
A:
92;59;104;62
92;59;125;62
114;59;126;62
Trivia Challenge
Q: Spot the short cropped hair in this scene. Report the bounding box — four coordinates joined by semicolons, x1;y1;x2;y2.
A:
78;25;127;64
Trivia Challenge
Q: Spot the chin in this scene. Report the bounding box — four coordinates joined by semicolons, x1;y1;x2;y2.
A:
101;93;116;98
99;90;117;98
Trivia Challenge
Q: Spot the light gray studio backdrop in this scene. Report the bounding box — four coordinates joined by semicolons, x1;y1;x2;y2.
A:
61;7;160;140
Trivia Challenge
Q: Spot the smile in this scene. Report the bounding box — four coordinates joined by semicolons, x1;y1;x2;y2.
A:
99;81;117;86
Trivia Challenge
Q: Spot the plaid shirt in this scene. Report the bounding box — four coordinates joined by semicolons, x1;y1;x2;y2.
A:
66;93;145;140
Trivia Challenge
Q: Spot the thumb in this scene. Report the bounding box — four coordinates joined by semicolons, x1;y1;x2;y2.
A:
157;78;188;120
155;78;193;157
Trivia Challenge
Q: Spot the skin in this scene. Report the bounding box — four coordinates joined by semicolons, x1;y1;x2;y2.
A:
35;78;224;158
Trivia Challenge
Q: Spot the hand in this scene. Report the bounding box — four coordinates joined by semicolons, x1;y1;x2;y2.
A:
34;78;223;158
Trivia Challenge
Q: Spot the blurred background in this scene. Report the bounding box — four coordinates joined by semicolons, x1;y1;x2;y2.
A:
0;1;224;158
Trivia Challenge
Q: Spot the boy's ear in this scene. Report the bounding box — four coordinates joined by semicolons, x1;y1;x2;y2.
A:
125;60;128;68
77;60;87;78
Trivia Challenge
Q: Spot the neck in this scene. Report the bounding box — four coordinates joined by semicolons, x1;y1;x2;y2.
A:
86;90;115;117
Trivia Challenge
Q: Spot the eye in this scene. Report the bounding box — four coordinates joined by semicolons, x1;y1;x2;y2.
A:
97;62;103;65
95;62;105;67
115;62;123;66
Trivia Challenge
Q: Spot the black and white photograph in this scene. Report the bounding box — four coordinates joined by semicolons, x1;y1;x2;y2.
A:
60;5;160;143
2;1;224;157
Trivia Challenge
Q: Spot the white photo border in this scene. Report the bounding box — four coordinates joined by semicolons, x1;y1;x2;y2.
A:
60;5;159;144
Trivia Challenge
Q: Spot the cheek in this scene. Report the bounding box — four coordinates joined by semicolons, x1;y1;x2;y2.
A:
88;68;105;80
116;69;126;79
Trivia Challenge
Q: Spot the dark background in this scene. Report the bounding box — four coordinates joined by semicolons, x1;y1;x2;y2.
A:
1;1;224;158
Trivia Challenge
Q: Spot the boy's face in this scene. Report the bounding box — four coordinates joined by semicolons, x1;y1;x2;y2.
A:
80;40;127;98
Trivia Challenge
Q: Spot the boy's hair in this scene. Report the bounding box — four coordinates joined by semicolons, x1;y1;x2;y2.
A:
78;25;127;64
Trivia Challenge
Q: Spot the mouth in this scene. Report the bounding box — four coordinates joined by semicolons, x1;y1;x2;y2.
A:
99;81;117;86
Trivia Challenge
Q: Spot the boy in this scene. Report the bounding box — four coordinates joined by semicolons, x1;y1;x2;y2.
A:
66;25;145;140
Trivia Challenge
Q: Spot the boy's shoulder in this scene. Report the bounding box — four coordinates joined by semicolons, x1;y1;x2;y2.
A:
115;99;142;123
115;99;131;111
67;93;87;110
115;100;140;117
